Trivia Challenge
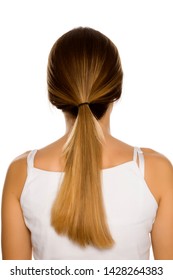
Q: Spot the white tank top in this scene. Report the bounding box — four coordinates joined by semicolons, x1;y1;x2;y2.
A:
20;147;158;260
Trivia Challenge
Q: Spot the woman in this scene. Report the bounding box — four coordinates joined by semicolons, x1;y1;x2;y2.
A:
1;27;173;260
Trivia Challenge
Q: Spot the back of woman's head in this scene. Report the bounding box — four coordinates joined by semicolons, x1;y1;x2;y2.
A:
47;27;123;249
48;27;123;118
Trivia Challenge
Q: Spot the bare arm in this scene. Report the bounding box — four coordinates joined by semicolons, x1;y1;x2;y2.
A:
1;153;32;259
144;149;173;259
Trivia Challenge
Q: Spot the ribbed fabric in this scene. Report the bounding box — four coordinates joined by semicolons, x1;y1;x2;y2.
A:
20;147;158;259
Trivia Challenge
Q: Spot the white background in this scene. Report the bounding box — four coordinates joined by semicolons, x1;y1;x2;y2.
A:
0;0;172;260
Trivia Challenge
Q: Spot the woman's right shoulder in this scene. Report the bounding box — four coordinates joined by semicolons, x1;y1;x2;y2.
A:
8;150;31;174
3;151;31;199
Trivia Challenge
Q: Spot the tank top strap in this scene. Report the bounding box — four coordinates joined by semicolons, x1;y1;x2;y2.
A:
133;147;145;177
27;150;37;168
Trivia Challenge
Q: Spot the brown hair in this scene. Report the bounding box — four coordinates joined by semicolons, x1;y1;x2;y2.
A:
47;27;123;248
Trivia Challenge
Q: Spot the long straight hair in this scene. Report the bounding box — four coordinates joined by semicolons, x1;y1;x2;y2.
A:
47;27;123;248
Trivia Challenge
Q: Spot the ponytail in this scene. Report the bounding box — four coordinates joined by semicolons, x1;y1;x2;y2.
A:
51;104;114;248
48;27;123;248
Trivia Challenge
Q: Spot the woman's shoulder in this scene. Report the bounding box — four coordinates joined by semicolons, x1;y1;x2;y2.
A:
8;150;31;173
141;147;173;203
141;147;172;170
113;140;173;204
3;151;31;199
12;150;31;162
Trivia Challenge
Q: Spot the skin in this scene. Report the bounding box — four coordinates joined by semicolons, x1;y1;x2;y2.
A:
1;103;173;259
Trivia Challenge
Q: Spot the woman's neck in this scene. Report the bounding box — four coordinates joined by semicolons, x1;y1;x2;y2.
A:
64;103;113;140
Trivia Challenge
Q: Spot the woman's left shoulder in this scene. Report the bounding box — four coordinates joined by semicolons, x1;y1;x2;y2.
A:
141;147;173;202
141;147;172;171
146;148;173;259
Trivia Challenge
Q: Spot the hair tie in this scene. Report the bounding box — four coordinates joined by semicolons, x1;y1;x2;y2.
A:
78;102;90;107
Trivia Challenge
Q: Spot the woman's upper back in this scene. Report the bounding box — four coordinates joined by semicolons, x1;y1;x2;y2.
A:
24;136;168;206
3;137;173;259
20;143;158;259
